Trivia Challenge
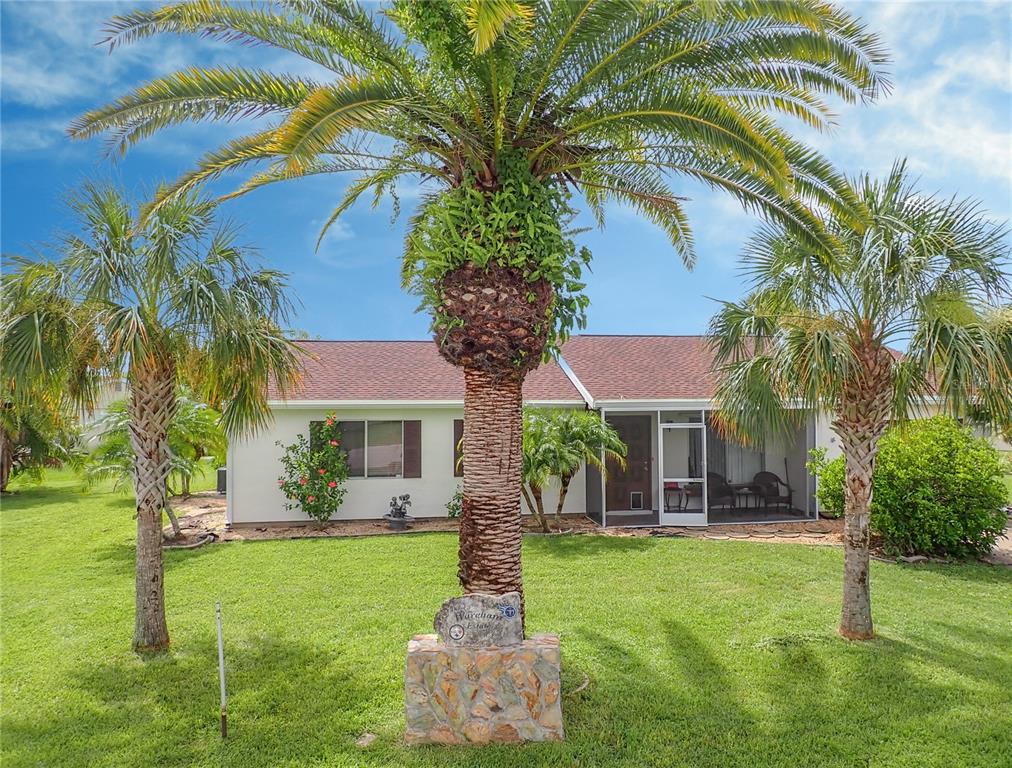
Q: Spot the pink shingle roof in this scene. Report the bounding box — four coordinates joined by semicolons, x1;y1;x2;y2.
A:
271;340;583;402
560;335;718;401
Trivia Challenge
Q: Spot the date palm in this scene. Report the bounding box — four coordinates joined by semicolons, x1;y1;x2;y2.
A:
69;0;888;615
1;184;302;652
710;161;1011;640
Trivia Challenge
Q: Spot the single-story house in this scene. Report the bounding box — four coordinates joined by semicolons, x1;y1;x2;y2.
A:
226;335;848;528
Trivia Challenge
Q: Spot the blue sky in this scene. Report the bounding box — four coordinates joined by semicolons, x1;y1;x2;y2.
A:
2;0;1010;340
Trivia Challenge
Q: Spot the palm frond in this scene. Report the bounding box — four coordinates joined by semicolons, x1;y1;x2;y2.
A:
68;68;318;155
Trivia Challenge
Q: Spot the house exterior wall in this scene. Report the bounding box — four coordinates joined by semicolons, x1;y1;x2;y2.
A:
228;405;586;525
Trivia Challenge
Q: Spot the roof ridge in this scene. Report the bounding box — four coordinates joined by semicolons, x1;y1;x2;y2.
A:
569;334;708;339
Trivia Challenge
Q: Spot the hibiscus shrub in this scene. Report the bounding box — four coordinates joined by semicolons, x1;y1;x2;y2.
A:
277;414;349;524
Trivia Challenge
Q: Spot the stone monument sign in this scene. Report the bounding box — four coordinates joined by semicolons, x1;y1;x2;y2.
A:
405;592;564;745
433;592;523;647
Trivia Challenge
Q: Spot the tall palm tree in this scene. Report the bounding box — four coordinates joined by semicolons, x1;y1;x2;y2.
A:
69;0;889;614
1;185;302;652
710;162;1011;640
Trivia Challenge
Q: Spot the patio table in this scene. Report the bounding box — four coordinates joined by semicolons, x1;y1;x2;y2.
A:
729;482;760;509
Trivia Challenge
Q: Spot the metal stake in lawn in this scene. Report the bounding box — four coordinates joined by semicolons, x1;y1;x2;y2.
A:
215;601;227;738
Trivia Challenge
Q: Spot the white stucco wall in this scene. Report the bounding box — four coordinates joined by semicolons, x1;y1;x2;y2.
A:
228;405;586;524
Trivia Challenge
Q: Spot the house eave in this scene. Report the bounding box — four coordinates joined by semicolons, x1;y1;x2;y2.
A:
266;398;587;409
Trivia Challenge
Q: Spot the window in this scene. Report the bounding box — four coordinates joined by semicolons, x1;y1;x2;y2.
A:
367;420;403;477
311;420;421;478
452;419;464;478
660;410;702;424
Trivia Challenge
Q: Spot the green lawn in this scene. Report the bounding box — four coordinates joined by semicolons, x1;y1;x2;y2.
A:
2;473;1010;768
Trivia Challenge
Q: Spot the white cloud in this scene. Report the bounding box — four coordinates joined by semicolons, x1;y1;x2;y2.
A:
804;2;1011;203
318;218;354;243
0;0;305;155
1;116;70;152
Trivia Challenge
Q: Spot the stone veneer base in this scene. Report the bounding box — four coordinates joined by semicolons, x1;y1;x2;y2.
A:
404;633;564;745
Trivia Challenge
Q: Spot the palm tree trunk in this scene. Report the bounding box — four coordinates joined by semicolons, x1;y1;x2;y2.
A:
458;367;525;622
532;484;549;533
554;474;573;530
521;483;550;533
832;345;893;641
0;428;13;493
164;502;183;539
128;358;177;653
838;438;876;639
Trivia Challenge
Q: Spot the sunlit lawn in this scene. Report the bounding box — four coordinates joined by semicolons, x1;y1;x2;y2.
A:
2;471;1010;768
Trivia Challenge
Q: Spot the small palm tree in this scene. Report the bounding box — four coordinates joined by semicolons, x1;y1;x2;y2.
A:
1;185;302;652
0;391;84;493
710;162;1011;640
546;409;626;529
521;409;626;531
69;0;888;613
522;410;578;530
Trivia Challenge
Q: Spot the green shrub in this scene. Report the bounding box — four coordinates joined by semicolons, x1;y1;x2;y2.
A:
445;484;463;518
276;414;349;525
807;448;844;519
873;418;1008;557
810;418;1008;557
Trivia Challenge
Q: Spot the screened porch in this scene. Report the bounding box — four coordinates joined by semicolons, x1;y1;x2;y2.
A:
584;407;816;528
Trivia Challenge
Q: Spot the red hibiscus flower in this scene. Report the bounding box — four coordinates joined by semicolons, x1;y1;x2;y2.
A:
328;481;337;488
307;495;315;503
299;477;307;485
318;468;326;475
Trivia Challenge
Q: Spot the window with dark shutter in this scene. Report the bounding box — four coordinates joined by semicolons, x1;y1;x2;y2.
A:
403;420;422;478
452;419;464;477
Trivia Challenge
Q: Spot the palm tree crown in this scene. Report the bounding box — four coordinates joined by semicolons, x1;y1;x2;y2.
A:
70;0;889;347
2;184;303;434
711;161;1011;439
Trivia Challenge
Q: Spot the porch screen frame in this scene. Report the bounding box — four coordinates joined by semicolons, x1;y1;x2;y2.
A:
599;406;710;527
658;409;708;526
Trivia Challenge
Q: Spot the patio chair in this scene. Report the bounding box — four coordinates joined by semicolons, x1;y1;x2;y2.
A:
752;471;794;510
665;482;703;512
706;472;737;509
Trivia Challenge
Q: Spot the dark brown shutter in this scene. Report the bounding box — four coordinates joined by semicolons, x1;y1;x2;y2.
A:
403;420;422;478
453;419;464;477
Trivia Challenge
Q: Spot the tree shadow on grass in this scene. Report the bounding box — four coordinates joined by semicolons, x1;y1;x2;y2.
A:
1;634;390;768
559;616;996;768
90;536;227;576
892;619;1012;688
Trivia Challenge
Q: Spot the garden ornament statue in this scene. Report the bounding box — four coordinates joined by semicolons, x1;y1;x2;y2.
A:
385;494;413;530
